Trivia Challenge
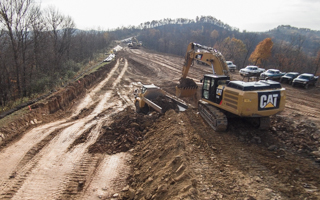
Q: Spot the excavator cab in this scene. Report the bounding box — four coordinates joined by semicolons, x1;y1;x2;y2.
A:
201;75;230;105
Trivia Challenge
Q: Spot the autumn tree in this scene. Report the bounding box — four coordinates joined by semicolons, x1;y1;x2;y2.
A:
210;30;219;39
249;38;273;66
210;30;220;46
215;37;246;67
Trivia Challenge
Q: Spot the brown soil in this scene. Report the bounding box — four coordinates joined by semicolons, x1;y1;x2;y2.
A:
178;78;198;88
151;95;179;113
0;47;319;200
88;108;160;155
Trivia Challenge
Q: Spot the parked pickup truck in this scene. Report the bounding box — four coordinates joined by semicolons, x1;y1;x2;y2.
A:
239;65;265;77
280;72;299;84
260;69;286;80
292;73;319;89
226;61;236;72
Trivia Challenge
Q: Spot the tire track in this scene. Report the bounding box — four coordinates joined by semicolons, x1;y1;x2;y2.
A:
73;58;121;116
0;58;131;199
0;127;67;198
57;154;104;200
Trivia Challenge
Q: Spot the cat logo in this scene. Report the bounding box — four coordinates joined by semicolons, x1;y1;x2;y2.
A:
216;88;222;96
258;91;280;110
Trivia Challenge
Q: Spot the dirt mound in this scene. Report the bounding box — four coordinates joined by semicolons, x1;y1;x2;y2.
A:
217;114;320;163
88;108;161;154
151;96;179;113
177;78;198;88
125;110;201;200
270;115;320;161
120;107;320;199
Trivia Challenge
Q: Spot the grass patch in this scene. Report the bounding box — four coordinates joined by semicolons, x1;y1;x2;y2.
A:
0;107;29;128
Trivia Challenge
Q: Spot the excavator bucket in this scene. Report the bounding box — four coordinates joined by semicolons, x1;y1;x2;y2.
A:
176;78;198;97
176;86;198;97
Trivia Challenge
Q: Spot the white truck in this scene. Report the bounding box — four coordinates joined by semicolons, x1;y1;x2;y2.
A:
239;65;265;77
226;61;236;72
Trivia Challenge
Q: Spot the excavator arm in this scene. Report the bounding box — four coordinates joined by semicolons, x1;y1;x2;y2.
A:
181;43;229;78
177;42;230;97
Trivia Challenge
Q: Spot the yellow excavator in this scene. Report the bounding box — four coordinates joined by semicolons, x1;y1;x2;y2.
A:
128;37;141;49
177;43;286;131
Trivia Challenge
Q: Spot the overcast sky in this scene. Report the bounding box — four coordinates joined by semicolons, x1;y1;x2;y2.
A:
38;0;320;32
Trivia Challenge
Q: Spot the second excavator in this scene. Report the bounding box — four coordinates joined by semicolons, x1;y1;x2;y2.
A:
177;43;286;131
128;37;141;49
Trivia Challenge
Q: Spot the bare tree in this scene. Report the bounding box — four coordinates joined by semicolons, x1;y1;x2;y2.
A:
241;33;257;69
0;0;36;98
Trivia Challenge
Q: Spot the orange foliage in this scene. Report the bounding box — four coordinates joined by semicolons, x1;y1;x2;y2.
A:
249;38;273;65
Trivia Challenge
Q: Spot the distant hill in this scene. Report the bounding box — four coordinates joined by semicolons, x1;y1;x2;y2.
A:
267;25;320;38
266;25;320;56
111;17;320;57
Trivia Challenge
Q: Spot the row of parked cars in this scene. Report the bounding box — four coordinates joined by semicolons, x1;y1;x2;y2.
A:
259;69;318;89
237;65;318;89
280;72;318;89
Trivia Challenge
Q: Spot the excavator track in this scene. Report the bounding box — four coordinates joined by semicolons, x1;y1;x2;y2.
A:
198;100;228;132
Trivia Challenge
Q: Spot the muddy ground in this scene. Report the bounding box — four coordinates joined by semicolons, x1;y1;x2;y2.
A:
0;47;319;199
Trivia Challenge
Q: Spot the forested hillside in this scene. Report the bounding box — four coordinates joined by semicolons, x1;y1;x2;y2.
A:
110;16;320;76
0;0;111;109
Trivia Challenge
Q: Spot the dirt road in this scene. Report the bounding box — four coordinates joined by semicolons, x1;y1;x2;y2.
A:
0;47;319;199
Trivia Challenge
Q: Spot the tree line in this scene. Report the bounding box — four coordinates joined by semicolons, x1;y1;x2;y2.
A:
1;7;320;112
111;16;320;75
0;0;110;109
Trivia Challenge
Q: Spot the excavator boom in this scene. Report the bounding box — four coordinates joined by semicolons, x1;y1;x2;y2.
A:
177;43;229;97
181;43;229;78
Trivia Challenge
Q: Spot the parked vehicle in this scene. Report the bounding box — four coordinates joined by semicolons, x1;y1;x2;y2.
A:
226;61;236;72
260;69;286;80
103;54;115;62
280;72;299;84
239;66;265;77
292;73;319;89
